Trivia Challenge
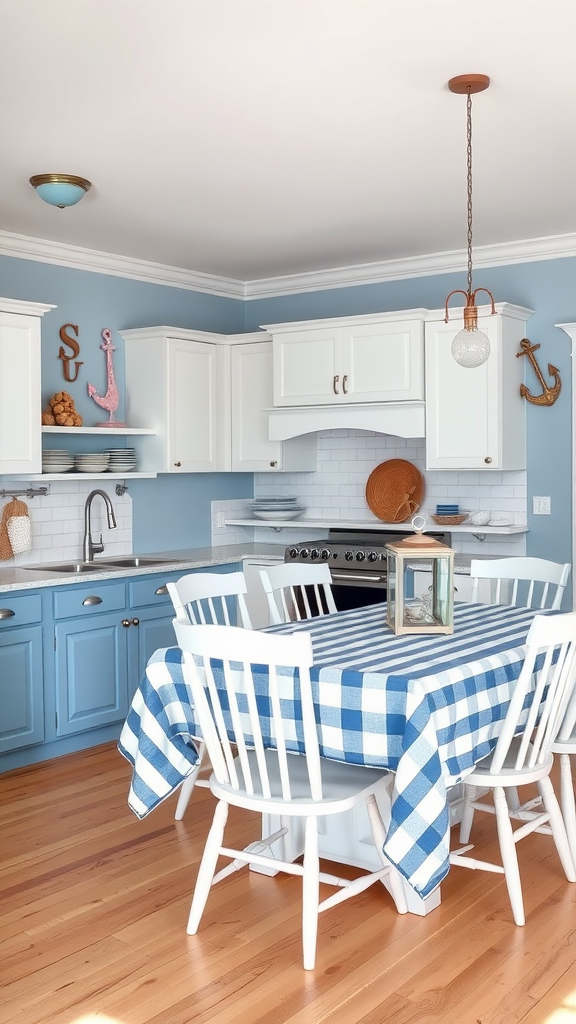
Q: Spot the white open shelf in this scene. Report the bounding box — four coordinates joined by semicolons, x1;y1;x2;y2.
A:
225;518;529;536
42;426;156;435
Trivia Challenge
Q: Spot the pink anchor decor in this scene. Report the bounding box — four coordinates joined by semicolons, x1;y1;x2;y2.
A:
87;328;126;427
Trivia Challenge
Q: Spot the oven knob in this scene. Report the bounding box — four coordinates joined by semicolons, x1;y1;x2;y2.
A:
320;548;330;560
356;551;366;561
310;548;319;560
368;551;378;562
287;547;299;559
300;548;309;559
345;550;354;561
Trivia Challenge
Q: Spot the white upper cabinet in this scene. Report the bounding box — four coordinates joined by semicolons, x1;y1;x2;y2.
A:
230;339;316;472
425;303;534;471
122;327;230;473
0;297;55;475
263;311;427;407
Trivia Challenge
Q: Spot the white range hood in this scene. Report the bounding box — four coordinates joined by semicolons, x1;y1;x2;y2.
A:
268;401;426;441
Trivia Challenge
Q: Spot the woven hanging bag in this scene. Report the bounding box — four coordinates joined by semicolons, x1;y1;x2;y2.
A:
0;501;14;560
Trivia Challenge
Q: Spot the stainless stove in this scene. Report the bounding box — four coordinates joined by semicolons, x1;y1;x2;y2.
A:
285;528;450;611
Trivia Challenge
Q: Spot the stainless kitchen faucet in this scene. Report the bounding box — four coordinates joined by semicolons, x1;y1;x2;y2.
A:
83;489;117;562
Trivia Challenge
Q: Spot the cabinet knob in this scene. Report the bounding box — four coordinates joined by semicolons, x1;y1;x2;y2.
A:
174;461;182;467
82;596;103;606
333;375;340;395
484;456;493;464
269;461;278;468
0;608;16;619
122;618;131;627
131;617;140;627
155;585;168;595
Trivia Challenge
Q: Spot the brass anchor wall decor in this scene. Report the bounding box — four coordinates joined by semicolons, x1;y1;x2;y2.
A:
516;338;561;406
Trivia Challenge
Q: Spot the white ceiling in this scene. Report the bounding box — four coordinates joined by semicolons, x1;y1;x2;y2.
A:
2;0;575;286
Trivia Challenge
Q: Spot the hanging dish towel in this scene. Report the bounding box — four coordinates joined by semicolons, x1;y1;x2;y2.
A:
5;498;32;555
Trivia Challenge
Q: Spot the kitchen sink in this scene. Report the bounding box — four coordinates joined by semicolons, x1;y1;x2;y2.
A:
23;556;182;574
102;556;182;568
23;562;112;574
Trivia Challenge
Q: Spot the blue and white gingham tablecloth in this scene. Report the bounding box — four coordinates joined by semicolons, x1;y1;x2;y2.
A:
119;601;540;898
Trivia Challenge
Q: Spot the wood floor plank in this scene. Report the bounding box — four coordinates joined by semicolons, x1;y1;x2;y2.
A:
1;742;575;1024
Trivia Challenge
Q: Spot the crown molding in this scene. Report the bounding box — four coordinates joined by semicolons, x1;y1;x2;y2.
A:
1;228;575;302
243;233;576;299
0;230;244;299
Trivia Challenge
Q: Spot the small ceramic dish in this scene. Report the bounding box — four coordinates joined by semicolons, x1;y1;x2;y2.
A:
469;511;491;526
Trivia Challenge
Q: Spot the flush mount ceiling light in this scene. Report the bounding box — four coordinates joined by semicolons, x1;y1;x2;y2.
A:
444;74;495;369
29;173;91;209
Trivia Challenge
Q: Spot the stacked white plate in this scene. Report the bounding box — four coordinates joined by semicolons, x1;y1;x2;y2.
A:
42;449;73;473
106;448;138;473
74;452;110;473
250;496;306;521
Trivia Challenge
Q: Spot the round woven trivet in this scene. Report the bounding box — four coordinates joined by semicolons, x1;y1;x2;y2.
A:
365;459;424;523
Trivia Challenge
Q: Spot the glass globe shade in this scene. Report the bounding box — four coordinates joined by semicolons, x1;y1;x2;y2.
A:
451;326;491;368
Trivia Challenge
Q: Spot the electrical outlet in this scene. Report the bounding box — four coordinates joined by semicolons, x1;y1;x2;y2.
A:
533;496;551;515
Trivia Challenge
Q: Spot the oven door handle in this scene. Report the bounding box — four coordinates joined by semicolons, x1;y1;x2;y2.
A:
331;571;387;583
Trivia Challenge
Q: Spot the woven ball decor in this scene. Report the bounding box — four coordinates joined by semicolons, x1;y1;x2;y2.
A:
365;459;425;523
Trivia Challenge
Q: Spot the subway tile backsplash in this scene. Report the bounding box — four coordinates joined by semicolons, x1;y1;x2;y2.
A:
214;431;527;557
0;479;132;566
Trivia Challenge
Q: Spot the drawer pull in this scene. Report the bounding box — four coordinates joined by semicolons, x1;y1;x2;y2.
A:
333;374;340;395
82;596;103;606
342;374;349;394
155;585;168;595
0;608;16;619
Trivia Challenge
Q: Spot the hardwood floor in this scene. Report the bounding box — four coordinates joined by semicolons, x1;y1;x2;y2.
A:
1;742;575;1024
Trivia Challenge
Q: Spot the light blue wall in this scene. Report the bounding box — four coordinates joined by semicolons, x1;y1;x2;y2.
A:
0;256;252;549
2;252;573;562
245;257;575;569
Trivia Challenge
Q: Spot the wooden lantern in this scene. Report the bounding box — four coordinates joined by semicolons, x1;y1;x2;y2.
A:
386;523;455;635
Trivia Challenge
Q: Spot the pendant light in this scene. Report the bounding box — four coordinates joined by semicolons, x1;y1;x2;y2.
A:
444;74;495;368
29;174;91;208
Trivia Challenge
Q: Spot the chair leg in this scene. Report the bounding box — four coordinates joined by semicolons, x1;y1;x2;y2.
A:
493;786;525;926
301;816;320;971
459;785;477;844
174;741;206;820
559;754;576;872
538;775;576;882
187;800;229;934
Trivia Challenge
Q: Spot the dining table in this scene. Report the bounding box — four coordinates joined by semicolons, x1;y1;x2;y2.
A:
118;600;542;907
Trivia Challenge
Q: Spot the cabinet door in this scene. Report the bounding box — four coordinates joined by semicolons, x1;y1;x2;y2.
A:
0;625;44;752
0;310;42;474
55;613;129;736
168;339;228;472
273;329;341;406
345;321;424;403
425;313;526;470
130;607;177;695
231;342;283;470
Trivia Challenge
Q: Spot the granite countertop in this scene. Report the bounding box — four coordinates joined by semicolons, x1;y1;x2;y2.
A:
0;543;286;594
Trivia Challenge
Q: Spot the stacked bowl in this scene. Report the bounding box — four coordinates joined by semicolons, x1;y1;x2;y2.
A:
42;449;73;473
106;448;138;473
74;452;110;473
250;496;306;521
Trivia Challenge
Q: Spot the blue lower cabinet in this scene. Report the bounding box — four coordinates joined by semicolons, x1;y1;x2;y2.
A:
55;612;130;736
0;623;44;753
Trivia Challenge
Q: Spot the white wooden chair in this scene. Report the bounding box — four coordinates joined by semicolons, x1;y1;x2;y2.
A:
469;556;571;611
451;611;576;926
167;571;253;820
258;562;337;625
550;678;576;870
172;618;408;970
